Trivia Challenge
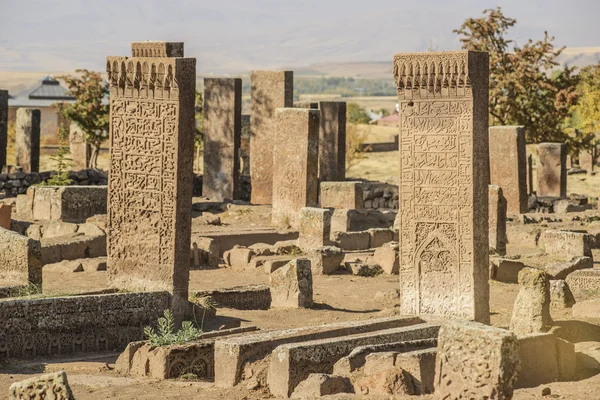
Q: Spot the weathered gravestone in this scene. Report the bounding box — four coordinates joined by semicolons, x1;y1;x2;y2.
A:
510;267;551;335
393;51;490;322
16;108;40;173
69;123;89;171
203;78;242;201
536;143;566;198
319;101;346;181
434;321;519;399
106;42;195;320
489;184;507;256
580;149;594;173
271;108;319;228
489;126;528;214
250;71;293;204
0;90;7;170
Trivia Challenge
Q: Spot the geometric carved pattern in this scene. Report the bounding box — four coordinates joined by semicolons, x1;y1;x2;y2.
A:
106;50;196;318
393;51;490;322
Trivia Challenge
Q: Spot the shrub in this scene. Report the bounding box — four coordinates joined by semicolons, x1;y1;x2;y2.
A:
143;309;202;347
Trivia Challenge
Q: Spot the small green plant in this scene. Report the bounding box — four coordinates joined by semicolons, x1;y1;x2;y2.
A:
41;124;72;186
178;373;199;381
143;309;202;347
15;283;43;298
189;295;217;331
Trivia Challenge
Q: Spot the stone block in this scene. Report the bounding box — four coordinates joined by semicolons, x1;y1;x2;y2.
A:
192;237;219;267
269;259;313;308
434;321;519;400
516;332;559;388
15;194;29;217
297;207;332;249
213;316;423;388
272;109;319;228
394;348;436;394
305;246;343;275
539;230;593;258
40;233;106;265
319;181;361;209
195;285;271;310
394;51;490;323
131;41;184;57
546;256;593;280
354;368;415;397
566;269;600;294
268;323;440;398
536;143;567;197
363;351;397;376
42;221;78;239
29;185;107;223
291;373;352;398
367;228;393;248
550;280;576;308
489;184;507;255
263;257;296;274
489;126;528;214
332;230;370;251
0;227;42;284
9;371;74;400
224;245;255;271
0;204;10;230
371;241;399;275
510;268;551;335
250;71;294;204
491;258;525;283
318;102;346;181
69;123;89;171
15;108;40;173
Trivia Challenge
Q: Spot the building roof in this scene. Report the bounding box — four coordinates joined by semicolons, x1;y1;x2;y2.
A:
8;76;75;108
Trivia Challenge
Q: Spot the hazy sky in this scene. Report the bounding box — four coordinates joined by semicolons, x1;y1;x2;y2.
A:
0;0;598;73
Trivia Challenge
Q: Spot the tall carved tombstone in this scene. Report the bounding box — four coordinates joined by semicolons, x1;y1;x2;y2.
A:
489;126;527;214
271;108;319;228
106;42;195;320
203;78;242;201
489;185;507;256
250;71;293;204
16;108;41;173
393;51;490;323
536;143;567;198
318;101;346;181
69;123;89;171
0;90;7;170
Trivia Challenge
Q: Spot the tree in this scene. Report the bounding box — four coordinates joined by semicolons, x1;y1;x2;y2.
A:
55;70;109;169
42;124;72;186
347;103;371;124
571;63;600;138
454;7;579;144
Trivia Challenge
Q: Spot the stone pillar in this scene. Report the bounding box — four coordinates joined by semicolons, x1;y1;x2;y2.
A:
527;153;533;195
393;51;490;323
580;149;594;173
489;126;527;214
203;78;242;201
106;42;195;320
566;154;572;169
69;123;89;171
272;109;319;228
0;90;7;170
318;102;346;181
250;71;293;204
489;185;507;256
536;143;567;198
298;207;332;249
240;115;251;176
16;108;41;173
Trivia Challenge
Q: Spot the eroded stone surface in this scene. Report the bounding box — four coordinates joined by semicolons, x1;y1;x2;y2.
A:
550;280;576;308
69;123;88;171
9;371;74;400
537;143;567;198
297;207;332;250
510;268;551;335
16;108;40;173
0;227;42;285
393;51;490;322
489;185;507;255
319;181;361;209
106;48;195;319
318;101;346;182
434;321;519;400
269;259;313;308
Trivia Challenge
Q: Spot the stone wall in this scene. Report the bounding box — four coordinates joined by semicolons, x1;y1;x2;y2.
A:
361;181;398;210
0;169;108;198
0;291;170;359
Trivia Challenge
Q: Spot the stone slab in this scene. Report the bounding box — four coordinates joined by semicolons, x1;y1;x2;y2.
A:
537;143;567;198
319;181;362;209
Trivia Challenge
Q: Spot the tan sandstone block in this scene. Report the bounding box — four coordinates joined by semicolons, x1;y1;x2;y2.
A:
269;259;313;308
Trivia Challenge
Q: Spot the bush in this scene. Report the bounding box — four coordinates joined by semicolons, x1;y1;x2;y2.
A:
347;103;371;124
346;123;371;168
143;309;202;347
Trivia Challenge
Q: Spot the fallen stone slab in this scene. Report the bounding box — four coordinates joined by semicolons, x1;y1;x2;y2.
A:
539;230;593;258
305;246;343;275
291;373;353;398
354;367;415;397
194;285;271;310
40;233;106;265
367;228;393;248
9;370;74;400
370;242;399;275
545;256;593;280
490;258;525;283
268;323;440;397
393;348;436;395
332;231;370;251
213;316;424;387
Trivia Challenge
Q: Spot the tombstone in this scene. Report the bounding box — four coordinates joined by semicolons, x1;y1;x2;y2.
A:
69;123;89;171
536;143;567;198
489;126;527;214
510;268;551;335
319;102;346;181
580;149;594;173
393;51;490;323
527;153;534;195
566;154;572;169
250;71;294;204
16;108;41;173
0;90;7;170
271;108;319;228
240;114;251;175
106;42;195;320
203;78;242;201
489;185;507;256
434;321;519;399
298;207;332;249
